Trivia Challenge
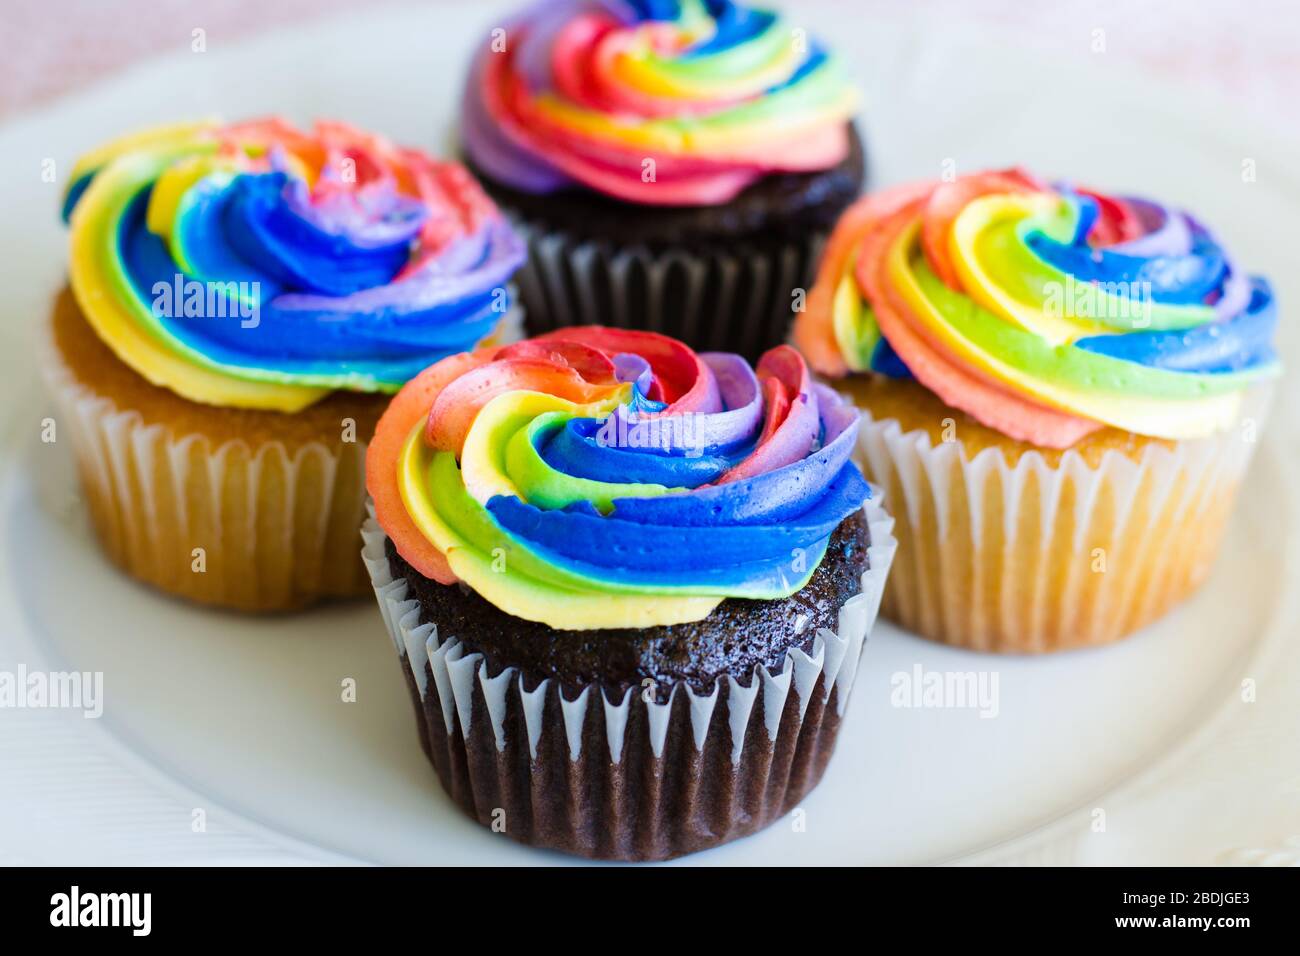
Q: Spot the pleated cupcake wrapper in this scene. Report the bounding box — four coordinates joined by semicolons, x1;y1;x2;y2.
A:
40;305;525;612
854;386;1272;653
511;218;826;361
43;368;368;612
360;494;896;861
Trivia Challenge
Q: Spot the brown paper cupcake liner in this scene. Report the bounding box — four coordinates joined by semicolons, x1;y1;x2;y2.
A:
854;390;1271;653
361;495;895;861
513;220;826;361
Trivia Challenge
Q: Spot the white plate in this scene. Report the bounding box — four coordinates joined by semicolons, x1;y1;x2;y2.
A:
2;1;1298;866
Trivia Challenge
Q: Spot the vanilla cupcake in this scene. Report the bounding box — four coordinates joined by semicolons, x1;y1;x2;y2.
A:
46;118;525;611
794;169;1279;652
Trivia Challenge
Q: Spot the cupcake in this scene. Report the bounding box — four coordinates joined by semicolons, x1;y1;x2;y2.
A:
459;0;864;360
46;118;525;611
794;169;1279;653
362;327;895;859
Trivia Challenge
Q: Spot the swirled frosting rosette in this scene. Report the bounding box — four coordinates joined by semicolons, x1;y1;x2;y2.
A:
796;169;1280;448
62;118;526;412
367;327;872;629
461;0;858;205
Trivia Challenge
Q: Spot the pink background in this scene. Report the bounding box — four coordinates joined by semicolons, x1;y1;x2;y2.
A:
2;0;1297;132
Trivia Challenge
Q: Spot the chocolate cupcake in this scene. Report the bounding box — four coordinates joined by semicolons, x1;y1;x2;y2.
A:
362;327;895;859
459;0;866;360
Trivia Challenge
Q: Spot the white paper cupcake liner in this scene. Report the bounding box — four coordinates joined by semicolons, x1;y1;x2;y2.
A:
853;387;1272;652
44;358;371;611
511;220;826;360
41;304;523;612
361;492;895;860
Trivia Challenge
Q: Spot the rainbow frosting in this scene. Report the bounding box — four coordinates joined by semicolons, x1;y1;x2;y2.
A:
62;119;525;412
795;169;1280;447
367;327;871;629
461;0;858;206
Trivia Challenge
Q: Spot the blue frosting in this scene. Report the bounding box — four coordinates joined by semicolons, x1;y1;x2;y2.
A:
115;175;525;389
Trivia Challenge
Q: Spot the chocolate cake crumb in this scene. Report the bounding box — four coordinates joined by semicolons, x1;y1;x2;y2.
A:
464;123;867;248
386;512;871;701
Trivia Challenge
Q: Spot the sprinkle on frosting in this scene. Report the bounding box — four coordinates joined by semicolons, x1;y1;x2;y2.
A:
62;119;526;411
461;0;858;206
366;327;871;629
794;169;1280;447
